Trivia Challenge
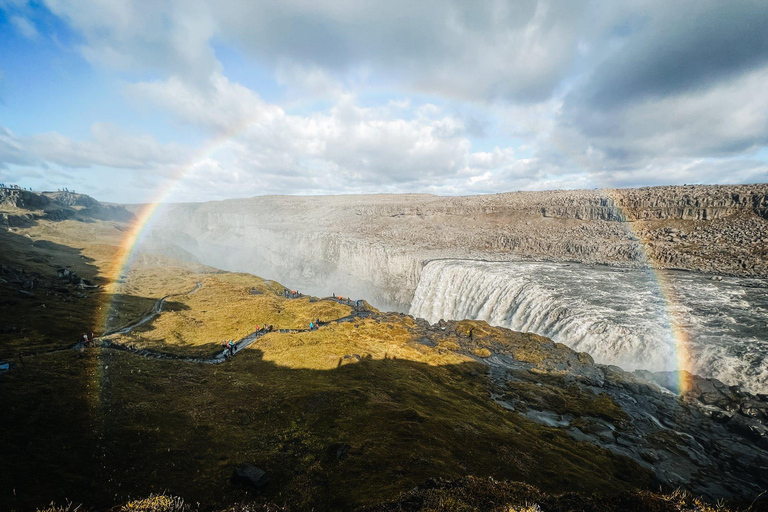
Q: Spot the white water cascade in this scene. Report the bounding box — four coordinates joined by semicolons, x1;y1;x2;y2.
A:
409;259;768;393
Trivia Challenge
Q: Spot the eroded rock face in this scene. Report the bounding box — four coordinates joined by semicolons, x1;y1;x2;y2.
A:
146;185;768;309
0;188;134;224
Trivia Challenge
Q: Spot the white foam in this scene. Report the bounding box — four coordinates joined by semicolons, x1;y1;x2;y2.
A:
409;259;768;393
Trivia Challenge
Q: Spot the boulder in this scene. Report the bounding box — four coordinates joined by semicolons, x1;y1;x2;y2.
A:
231;464;268;489
705;409;733;424
741;401;768;421
728;414;768;440
325;443;351;462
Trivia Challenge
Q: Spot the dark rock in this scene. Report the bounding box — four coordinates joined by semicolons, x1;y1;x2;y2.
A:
741;401;767;421
640;449;661;463
325;443;351;462
231;464;268;489
2;325;16;334
706;409;733;424
728;415;768;440
698;392;724;406
729;385;750;399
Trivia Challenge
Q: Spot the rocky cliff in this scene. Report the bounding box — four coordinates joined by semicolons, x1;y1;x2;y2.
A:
0;188;134;226
145;184;768;309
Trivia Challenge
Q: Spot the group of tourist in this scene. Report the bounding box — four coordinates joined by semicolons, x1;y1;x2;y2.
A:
332;293;363;309
1;184;32;191
0;184;76;192
284;289;302;298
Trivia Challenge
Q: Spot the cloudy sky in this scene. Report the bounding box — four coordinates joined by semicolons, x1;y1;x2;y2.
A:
1;0;767;203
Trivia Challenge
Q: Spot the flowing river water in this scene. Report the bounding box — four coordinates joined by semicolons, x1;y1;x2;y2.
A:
409;259;768;393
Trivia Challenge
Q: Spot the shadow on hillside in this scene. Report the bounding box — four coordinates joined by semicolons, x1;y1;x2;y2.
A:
0;229;107;357
0;229;199;358
0;345;654;512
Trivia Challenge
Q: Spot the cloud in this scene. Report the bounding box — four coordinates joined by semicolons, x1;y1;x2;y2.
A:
0;123;188;171
2;0;767;201
557;64;768;172
43;0;219;82
574;1;768;109
10;15;39;39
128;73;282;132
128;72;529;200
42;0;606;102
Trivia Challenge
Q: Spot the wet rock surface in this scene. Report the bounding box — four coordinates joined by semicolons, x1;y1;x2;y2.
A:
405;316;768;500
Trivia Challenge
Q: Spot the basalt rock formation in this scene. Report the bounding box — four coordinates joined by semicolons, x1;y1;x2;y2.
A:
416;317;768;499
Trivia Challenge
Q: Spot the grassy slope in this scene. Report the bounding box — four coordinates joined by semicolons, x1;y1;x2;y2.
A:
1;211;659;511
119;272;353;357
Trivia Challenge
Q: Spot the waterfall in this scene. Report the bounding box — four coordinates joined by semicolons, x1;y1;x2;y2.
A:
410;259;679;372
409;259;768;393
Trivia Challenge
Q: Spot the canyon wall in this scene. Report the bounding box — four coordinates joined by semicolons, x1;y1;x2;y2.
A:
145;184;768;309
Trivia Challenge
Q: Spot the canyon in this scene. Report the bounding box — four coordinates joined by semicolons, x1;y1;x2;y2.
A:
145;184;768;311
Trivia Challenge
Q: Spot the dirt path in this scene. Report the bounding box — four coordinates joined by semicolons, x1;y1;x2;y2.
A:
102;281;203;337
8;285;372;366
95;288;374;364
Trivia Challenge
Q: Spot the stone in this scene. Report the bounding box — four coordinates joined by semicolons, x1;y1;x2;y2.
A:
706;410;733;424
727;415;767;440
741;401;767;421
325;443;351;462
698;392;724;406
640;449;661;463
231;464;268;489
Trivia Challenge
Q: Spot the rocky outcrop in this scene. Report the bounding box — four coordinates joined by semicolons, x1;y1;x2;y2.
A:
412;317;768;499
0;188;134;224
537;185;768;221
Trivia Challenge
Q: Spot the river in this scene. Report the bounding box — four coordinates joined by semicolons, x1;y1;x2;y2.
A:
410;259;768;393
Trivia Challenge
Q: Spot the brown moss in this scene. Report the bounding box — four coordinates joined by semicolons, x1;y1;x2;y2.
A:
473;348;492;358
365;476;738;512
118;495;189;512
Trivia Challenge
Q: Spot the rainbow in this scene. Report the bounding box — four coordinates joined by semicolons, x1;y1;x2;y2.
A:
100;156;696;393
603;189;693;394
98;120;257;330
